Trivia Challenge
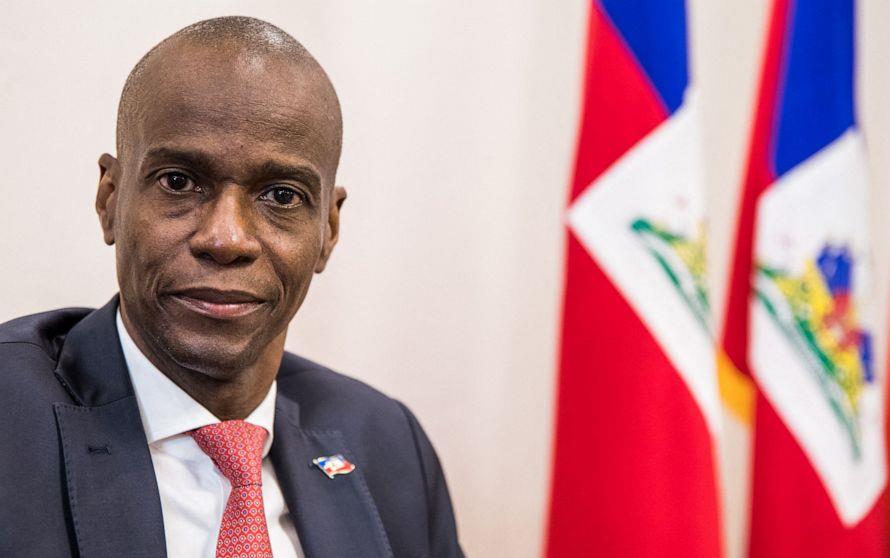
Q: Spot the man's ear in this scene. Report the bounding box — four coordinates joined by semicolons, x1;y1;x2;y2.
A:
96;153;121;246
315;185;347;273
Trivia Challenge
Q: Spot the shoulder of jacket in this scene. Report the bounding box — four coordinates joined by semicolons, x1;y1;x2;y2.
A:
0;306;93;360
276;351;411;423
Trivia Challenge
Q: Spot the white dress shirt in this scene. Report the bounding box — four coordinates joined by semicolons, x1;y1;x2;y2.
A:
116;311;305;558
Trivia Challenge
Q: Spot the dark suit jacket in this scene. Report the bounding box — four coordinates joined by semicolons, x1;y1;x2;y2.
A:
0;297;463;557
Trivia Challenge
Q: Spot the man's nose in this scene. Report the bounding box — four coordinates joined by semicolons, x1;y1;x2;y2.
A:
189;186;262;265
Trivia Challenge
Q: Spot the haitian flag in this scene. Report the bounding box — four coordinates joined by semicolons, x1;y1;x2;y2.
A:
721;0;886;555
546;1;722;555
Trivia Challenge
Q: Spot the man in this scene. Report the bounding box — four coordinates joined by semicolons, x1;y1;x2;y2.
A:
0;16;463;558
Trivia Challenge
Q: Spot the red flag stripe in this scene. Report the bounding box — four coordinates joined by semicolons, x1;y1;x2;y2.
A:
749;395;887;557
547;234;723;556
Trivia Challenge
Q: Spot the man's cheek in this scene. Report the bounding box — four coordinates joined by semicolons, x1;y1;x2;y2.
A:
275;253;316;299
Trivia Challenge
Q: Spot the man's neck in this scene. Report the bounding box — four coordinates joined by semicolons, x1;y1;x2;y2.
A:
154;362;277;421
119;310;283;420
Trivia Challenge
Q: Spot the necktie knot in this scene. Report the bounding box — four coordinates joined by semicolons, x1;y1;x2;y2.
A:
190;420;267;488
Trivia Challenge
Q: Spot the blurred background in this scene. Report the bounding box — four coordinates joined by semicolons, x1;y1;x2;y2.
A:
1;1;889;557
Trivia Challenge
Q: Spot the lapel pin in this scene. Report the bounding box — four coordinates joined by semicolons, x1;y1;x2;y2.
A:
312;454;356;479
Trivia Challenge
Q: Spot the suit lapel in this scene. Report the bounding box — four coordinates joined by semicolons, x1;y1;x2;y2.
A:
271;395;393;558
53;297;167;558
54;398;166;557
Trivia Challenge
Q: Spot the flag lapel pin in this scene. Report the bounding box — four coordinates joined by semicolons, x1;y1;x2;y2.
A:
312;454;356;479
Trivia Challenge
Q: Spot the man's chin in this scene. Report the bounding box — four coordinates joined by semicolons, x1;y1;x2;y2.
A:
161;339;258;382
149;320;265;380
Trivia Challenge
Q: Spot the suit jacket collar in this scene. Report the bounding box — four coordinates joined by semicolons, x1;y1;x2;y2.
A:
54;295;133;407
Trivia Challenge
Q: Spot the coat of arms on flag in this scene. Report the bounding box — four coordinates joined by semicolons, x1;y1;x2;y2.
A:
756;242;874;457
751;129;884;524
631;217;711;335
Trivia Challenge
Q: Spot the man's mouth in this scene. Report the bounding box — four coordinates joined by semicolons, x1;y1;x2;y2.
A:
167;288;266;320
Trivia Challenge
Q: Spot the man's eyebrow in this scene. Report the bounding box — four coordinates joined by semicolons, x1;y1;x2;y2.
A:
141;147;217;175
251;160;322;193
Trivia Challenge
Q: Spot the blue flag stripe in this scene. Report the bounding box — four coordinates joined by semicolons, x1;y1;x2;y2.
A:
773;0;856;176
599;0;689;114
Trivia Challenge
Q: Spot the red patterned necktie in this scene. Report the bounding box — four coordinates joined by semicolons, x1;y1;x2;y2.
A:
191;420;273;558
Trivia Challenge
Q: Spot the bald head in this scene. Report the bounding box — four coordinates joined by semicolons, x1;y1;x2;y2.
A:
116;16;342;171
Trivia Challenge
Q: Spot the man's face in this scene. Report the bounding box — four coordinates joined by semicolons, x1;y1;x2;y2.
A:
98;43;344;378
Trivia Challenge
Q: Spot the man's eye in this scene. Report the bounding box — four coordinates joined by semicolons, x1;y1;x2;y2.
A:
158;172;196;192
261;186;303;207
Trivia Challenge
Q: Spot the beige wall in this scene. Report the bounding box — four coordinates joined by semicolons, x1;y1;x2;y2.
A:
1;2;887;557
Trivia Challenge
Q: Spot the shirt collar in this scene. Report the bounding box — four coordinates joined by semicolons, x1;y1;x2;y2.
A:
116;310;276;456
